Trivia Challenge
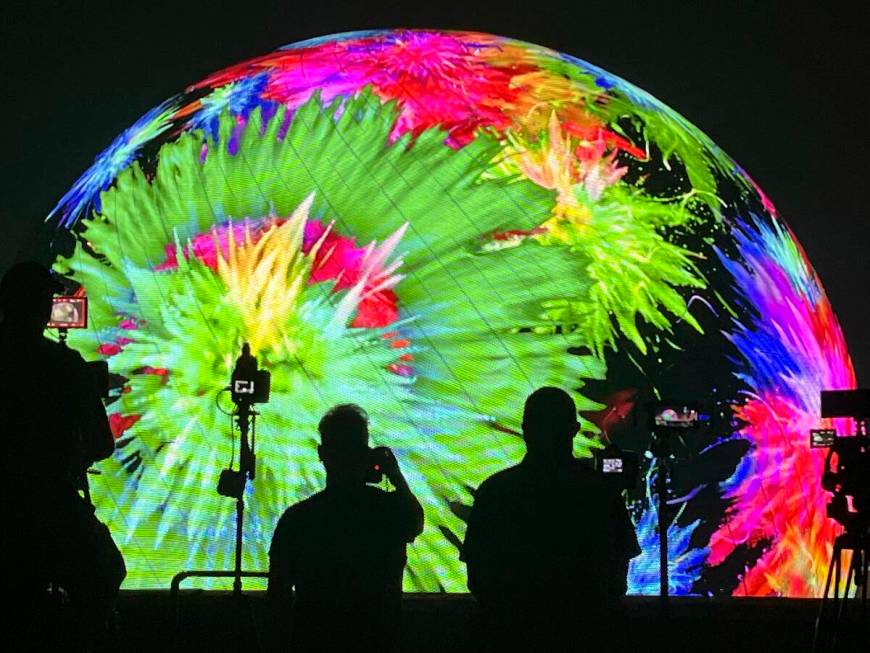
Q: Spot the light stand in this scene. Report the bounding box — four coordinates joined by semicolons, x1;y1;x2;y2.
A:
228;397;260;596
170;344;270;651
644;402;706;618
649;429;673;618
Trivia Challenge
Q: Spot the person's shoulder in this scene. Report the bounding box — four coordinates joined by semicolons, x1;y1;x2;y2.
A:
40;337;86;365
476;464;525;495
484;464;525;484
272;492;323;551
278;490;326;523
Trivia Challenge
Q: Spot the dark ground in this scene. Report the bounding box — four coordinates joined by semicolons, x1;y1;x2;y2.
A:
37;591;867;652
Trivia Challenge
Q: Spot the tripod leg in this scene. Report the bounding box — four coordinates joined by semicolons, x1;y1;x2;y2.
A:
862;546;868;641
862;546;868;607
234;496;244;596
832;549;856;653
815;544;840;653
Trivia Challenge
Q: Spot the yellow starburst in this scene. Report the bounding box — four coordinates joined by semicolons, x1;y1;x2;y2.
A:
216;193;322;355
498;111;578;208
215;192;409;355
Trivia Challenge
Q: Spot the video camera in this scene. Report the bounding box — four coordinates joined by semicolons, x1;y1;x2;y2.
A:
816;389;870;533
230;343;271;405
217;343;271;499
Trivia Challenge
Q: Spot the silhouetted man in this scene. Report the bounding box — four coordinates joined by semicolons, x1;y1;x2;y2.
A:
0;261;125;651
269;404;424;652
463;387;640;652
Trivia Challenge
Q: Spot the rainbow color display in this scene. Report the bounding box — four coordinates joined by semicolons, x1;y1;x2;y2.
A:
49;30;855;595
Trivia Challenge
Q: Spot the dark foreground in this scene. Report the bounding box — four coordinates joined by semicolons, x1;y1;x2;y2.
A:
94;592;868;652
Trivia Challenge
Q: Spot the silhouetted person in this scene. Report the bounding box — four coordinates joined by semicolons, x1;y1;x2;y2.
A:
462;387;641;652
0;262;125;651
269;404;424;652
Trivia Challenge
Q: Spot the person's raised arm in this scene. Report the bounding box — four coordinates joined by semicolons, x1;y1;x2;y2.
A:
82;392;114;463
380;447;424;540
71;352;114;464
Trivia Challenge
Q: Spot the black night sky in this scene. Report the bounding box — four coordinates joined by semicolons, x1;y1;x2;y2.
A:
3;1;868;382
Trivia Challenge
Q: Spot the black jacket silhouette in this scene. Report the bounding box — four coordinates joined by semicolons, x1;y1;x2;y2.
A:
268;404;423;652
462;387;641;652
0;261;125;651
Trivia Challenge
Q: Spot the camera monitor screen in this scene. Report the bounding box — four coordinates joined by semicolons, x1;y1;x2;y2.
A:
47;296;87;329
48;30;858;597
810;429;837;449
601;458;624;474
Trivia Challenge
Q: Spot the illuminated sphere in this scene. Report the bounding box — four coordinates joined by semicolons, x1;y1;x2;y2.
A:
52;30;854;596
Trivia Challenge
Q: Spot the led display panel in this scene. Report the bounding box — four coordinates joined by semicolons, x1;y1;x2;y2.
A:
50;30;855;595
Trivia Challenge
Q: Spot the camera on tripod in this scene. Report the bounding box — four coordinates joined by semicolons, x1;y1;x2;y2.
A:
812;390;869;649
817;389;869;532
173;341;273;599
217;343;271;500
230;343;271;405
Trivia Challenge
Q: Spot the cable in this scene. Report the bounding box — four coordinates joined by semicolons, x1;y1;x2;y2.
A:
215;387;234;416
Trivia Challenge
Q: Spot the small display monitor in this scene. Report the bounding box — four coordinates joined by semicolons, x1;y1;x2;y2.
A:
48;296;88;329
809;428;836;448
651;403;702;430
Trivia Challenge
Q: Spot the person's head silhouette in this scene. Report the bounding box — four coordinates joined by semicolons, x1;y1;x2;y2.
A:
317;403;371;486
521;387;579;465
0;261;63;336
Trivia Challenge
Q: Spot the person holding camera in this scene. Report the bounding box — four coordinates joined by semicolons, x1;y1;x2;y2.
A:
268;403;424;652
462;386;640;652
0;261;125;651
